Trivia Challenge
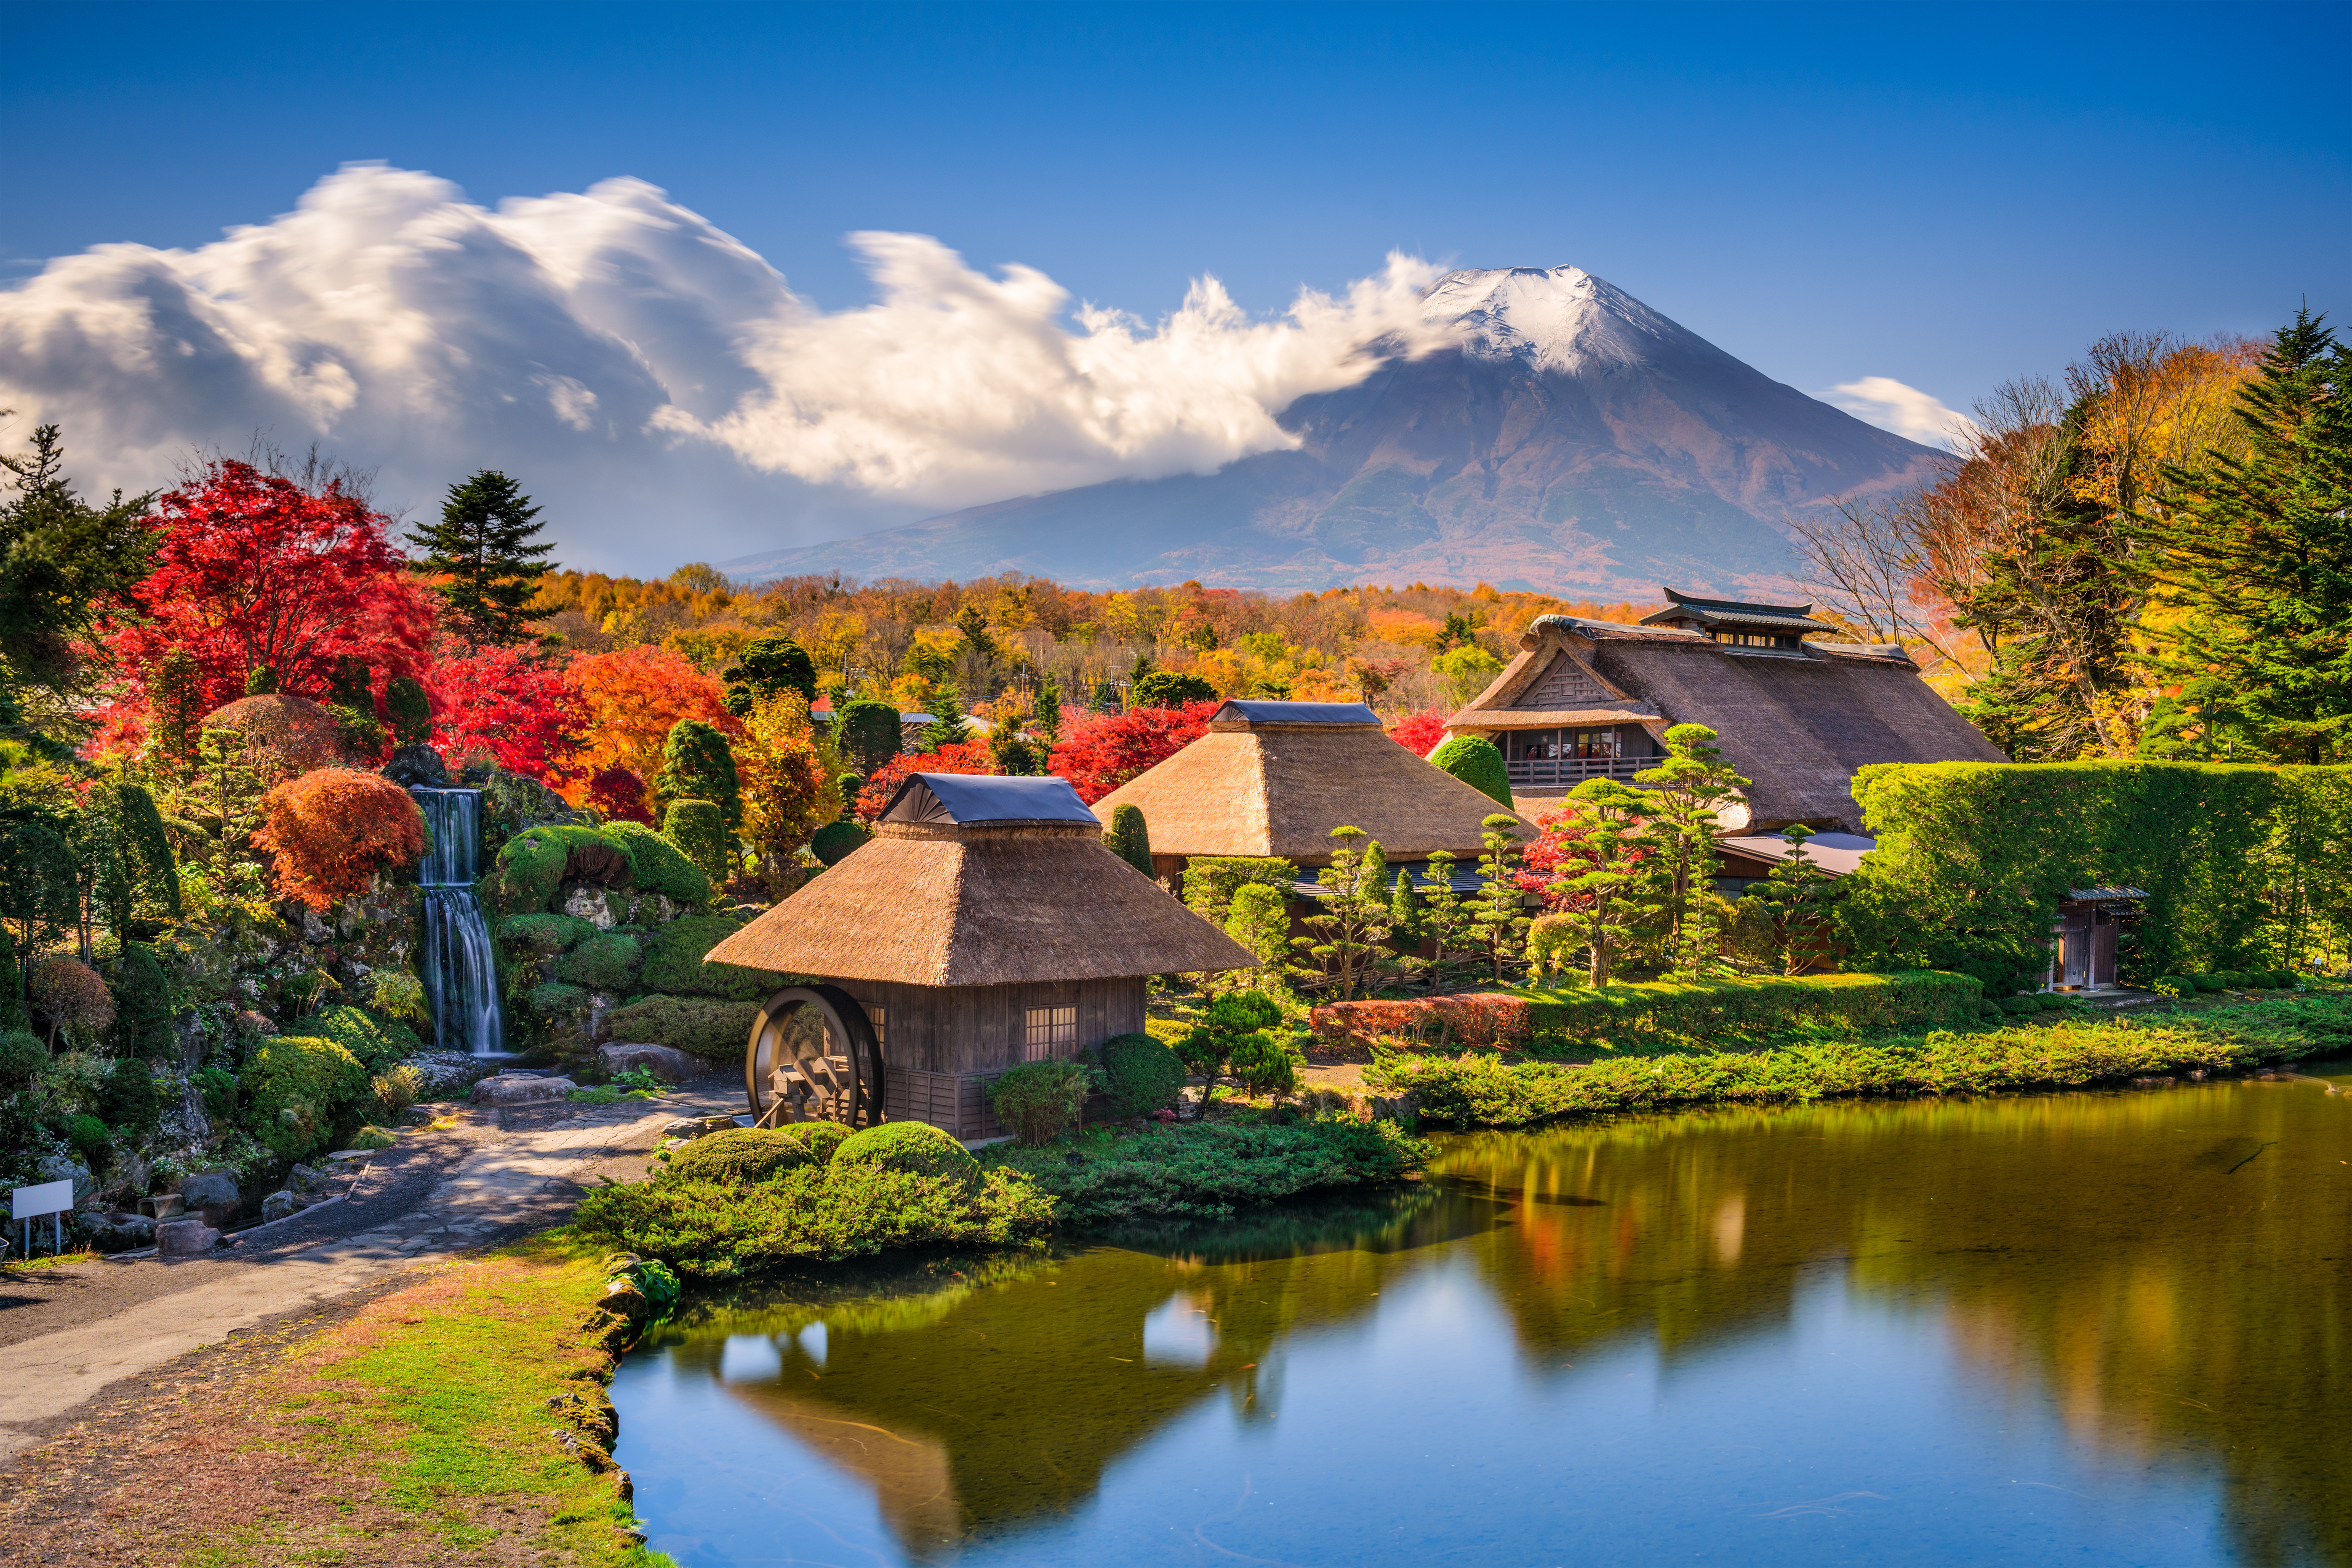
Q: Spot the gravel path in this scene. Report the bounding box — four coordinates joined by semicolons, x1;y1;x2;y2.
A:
0;1073;740;1471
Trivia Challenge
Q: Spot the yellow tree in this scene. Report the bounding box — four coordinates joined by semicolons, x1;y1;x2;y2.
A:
737;691;842;872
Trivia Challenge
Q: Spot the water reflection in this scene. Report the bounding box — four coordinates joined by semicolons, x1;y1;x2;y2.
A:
615;1068;2352;1567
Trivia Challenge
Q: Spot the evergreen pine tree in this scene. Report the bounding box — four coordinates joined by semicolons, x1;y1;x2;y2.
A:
2144;311;2352;762
406;470;557;646
0;424;157;692
1390;866;1423;948
1105;803;1155;879
656;720;741;833
1033;673;1063;745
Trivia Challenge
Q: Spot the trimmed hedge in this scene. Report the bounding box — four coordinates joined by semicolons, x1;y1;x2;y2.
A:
242;1034;368;1159
981;1118;1433;1225
528;981;589;1019
602;994;759;1059
493;820;712;914
556;931;643;991
834;1121;982;1192
603;821;711;905
1181;856;1298;922
497;912;596;959
1430;735;1512;807
1312;971;1984;1051
659;1128;819;1184
639;914;788;1002
1096;1030;1186;1116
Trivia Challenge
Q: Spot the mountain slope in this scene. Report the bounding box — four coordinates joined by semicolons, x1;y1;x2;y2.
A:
728;266;1944;595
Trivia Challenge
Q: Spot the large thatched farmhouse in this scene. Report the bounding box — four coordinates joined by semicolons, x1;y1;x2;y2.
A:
1087;699;1517;877
1445;592;2004;830
704;774;1253;1141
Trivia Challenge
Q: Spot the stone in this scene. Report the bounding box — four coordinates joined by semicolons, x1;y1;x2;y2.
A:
382;744;450;788
471;1074;578;1106
261;1189;302;1223
660;1117;714;1141
179;1169;240;1212
156;1218;220;1257
85;1212;155;1253
36;1155;96;1208
563;887;618;930
402;1104;438;1126
402;1052;494;1099
598;1043;699;1085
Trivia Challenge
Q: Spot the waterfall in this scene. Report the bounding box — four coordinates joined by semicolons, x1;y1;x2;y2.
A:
411;788;508;1058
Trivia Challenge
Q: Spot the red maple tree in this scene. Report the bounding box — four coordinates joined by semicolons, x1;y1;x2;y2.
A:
854;740;996;821
585;766;654;823
250;767;428;910
1047;699;1218;803
1388;709;1450;757
104;461;434;712
426;644;588;784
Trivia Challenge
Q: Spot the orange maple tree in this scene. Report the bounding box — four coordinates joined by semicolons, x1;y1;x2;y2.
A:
250;767;427;910
562;646;737;800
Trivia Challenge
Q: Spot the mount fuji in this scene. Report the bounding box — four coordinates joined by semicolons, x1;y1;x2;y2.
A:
725;266;1945;596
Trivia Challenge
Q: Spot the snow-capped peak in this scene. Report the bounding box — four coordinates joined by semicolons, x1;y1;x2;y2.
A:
1422;264;1691;374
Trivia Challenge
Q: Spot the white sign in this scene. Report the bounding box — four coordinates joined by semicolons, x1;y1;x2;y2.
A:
11;1180;73;1221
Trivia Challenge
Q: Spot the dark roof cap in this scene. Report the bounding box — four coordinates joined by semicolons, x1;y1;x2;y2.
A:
882;773;1100;826
1211;699;1381;726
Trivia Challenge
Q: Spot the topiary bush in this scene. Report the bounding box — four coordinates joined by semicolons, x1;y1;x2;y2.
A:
497;912;596;959
112;942;176;1059
1103;803;1154;879
306;1003;418;1073
987;1059;1098;1146
241;1034;368;1160
603;820;711;905
659;1127;819;1185
602;994;759;1059
833;1121;982;1192
1428;735;1513;807
663;799;730;887
60;1112;110;1164
639;915;782;1001
31;957;114;1048
810;819;869;867
557;932;644;992
0;1029;44;1089
99;1054;160;1133
787;1120;852;1163
250;767;428;910
528;981;590;1020
1096;1031;1186;1117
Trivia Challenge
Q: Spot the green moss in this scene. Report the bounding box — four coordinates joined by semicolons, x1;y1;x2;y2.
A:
603;821;711;905
528;982;590;1019
602;994;758;1059
833;1121;982;1191
638;915;785;1001
306;1003;418;1073
497;913;596;959
556;932;643;991
658;1128;817;1184
242;1035;368;1160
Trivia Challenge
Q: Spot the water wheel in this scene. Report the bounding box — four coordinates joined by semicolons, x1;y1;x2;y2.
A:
745;985;884;1129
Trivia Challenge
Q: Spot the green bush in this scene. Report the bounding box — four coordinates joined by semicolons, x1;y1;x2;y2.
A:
497;912;595;959
834;1120;982;1191
1131;670;1217;707
1181;856;1298;922
988;1059;1098;1145
664;799;730;888
639;914;786;1001
791;1120;852;1163
1103;803;1154;878
1509;970;1984;1050
573;1164;1053;1279
657;721;742;833
306;1003;417;1073
982;1118;1432;1226
98;1055;160;1132
0;1030;43;1089
241;1034;368;1160
557;931;643;991
1429;735;1512;807
60;1111;110;1162
809;819;869;866
604;820;711;905
1096;1031;1186;1116
385;676;432;747
602;994;758;1059
528;981;589;1019
112;942;176;1059
659;1128;819;1184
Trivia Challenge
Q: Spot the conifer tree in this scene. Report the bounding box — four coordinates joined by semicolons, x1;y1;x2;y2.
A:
656;720;741;833
1292;827;1392;1001
1635;724;1750;977
1033;673;1064;745
0;423;157;692
406;470;556;647
1467;814;1530;982
1390;865;1423;948
1105;803;1155;879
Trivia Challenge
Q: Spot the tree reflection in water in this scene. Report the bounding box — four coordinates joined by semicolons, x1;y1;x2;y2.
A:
620;1070;2351;1567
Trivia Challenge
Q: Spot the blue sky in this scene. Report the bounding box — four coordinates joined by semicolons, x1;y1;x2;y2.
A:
3;1;2345;570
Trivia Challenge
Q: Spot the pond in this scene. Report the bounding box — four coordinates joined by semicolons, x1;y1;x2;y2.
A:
612;1064;2352;1566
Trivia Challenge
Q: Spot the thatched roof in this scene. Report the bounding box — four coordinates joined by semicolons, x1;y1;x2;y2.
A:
1087;699;1520;867
1447;615;2005;830
704;774;1254;986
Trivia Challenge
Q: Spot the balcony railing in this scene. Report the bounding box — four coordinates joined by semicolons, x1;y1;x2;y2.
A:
1504;755;1650;788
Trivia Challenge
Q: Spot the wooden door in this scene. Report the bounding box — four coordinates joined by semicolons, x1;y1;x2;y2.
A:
2059;907;2094;987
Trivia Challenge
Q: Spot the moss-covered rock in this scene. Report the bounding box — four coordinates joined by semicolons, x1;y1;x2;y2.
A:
658;1127;818;1185
528;980;591;1021
497;912;596;959
833;1121;981;1191
602;994;759;1060
241;1035;368;1161
604;821;711;906
493;825;635;914
557;932;643;991
639;915;787;1001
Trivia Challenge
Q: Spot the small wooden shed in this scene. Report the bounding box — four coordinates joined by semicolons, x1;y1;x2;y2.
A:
2049;886;2147;991
702;773;1255;1141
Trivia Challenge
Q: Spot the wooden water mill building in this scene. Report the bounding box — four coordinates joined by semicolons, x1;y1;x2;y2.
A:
702;773;1255;1141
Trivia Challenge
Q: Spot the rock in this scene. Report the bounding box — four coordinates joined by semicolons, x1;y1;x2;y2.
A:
180;1169;241;1212
37;1155;96;1207
563;887;618;930
1369;1093;1421;1124
156;1218;220;1257
402;1052;494;1099
382;744;450;788
84;1212;155;1253
598;1043;699;1085
154;1071;212;1148
289;1163;333;1193
660;1117;717;1141
472;1074;578;1106
402;1104;438;1126
261;1189;302;1223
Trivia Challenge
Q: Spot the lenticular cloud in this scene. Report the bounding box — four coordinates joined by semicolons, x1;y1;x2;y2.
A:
0;163;1446;566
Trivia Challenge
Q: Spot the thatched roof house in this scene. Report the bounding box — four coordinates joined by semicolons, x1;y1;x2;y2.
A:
706;773;1252;1140
1446;597;2005;830
1087;699;1520;872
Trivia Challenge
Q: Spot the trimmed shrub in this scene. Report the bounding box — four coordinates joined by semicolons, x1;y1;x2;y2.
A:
810;819;869;866
1429;735;1512;807
1181;855;1297;922
61;1112;110;1163
0;1029;44;1089
1310;970;1985;1051
660;1128;819;1185
656;720;742;832
983;1118;1432;1226
664;799;730;886
1226;882;1294;967
112;942;176;1059
835;700;903;776
306;1003;417;1073
32;957;115;1047
1104;802;1154;879
497;912;596;959
99;1054;160;1132
639;915;783;1001
1131;670;1217;707
241;1034;368;1160
385;676;433;747
604;820;711;905
528;981;590;1019
603;994;759;1059
1097;1031;1186;1117
790;1120;852;1163
988;1059;1098;1145
834;1120;982;1192
557;932;644;991
250;768;428;910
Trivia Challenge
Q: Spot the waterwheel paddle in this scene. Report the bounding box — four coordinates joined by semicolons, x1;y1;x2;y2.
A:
745;985;885;1128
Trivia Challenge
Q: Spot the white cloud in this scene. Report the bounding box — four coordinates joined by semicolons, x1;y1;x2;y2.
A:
0;163;1449;570
1822;376;1978;449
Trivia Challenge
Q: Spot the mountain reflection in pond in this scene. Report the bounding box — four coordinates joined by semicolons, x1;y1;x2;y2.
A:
614;1066;2352;1566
